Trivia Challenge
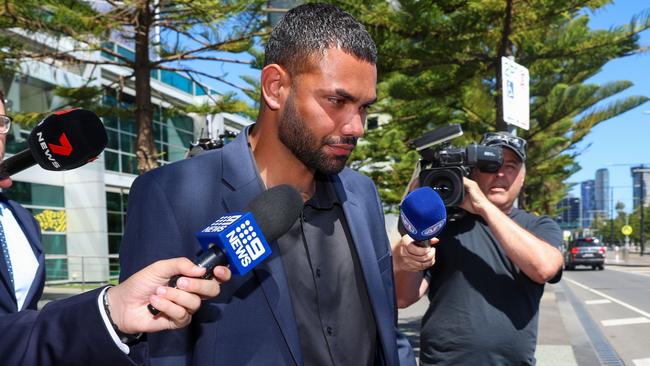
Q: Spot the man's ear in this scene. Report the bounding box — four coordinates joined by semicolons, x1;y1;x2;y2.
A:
519;165;526;189
261;64;289;111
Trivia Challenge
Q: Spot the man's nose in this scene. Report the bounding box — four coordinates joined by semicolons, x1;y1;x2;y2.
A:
340;111;365;137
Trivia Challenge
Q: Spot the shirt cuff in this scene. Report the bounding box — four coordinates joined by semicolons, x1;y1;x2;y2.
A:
97;286;130;354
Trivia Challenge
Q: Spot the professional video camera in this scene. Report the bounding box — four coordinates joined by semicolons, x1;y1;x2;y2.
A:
413;124;503;208
186;131;237;158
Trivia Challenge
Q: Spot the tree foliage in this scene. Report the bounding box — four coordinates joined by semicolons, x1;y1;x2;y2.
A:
336;0;650;214
594;203;650;248
0;0;266;173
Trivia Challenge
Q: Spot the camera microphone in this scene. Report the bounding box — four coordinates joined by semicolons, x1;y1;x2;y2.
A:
398;187;447;247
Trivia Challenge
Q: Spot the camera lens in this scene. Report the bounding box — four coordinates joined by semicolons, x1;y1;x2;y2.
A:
420;167;464;207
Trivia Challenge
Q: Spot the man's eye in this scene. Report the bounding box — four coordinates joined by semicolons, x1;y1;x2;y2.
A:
328;98;342;105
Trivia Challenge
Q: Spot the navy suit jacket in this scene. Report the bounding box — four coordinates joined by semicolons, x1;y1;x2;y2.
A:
119;128;415;366
0;194;45;315
0;195;140;365
0;287;143;366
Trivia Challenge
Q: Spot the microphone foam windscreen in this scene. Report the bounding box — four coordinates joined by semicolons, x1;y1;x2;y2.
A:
28;109;107;171
400;187;447;241
246;184;303;241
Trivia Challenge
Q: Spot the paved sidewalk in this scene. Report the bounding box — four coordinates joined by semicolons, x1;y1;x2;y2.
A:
606;249;650;267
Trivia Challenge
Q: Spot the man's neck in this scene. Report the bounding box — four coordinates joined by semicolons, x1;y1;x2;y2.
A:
499;202;515;215
249;124;315;201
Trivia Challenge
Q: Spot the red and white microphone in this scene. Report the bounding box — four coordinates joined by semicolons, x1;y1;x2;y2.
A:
0;108;107;178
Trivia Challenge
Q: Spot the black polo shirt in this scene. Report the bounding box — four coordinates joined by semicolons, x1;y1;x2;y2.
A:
276;173;377;366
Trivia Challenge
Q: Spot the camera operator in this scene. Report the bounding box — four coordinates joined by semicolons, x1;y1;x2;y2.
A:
393;131;563;365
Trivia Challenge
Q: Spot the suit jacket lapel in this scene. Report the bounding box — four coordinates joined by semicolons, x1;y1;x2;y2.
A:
220;129;303;365
0;197;15;309
5;199;45;311
0;230;16;312
331;175;396;365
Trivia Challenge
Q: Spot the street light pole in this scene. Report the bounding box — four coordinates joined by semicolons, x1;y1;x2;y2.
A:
609;186;615;245
633;165;648;256
641;169;645;256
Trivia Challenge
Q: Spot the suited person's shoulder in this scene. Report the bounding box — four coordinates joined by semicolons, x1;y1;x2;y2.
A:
134;149;223;186
338;168;375;187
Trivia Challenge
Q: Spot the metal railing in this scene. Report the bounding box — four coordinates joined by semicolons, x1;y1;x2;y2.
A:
44;254;120;287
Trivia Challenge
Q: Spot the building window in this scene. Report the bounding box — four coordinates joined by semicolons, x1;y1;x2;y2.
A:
5;129;30;155
366;116;379;130
102;92;195;174
106;189;128;277
2;73;65;156
4;182;67;280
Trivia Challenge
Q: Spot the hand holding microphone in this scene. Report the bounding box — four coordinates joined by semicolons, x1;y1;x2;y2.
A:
107;258;232;335
394;187;447;272
148;184;303;315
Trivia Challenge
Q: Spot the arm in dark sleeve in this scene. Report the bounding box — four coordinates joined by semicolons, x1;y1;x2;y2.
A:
530;215;564;283
118;169;195;363
119;173;187;281
369;182;417;366
0;288;142;366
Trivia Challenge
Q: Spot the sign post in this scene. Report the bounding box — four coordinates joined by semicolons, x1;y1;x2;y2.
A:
501;57;530;131
621;224;633;262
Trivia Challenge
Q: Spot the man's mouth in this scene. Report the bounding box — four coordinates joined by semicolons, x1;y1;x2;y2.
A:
326;143;355;155
489;186;507;192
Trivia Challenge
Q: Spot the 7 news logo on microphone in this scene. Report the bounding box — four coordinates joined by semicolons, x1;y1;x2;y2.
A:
195;212;271;275
27;108;107;172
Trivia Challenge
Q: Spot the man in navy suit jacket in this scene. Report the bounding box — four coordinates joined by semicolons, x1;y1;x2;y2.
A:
0;193;44;315
0;257;231;366
119;4;415;365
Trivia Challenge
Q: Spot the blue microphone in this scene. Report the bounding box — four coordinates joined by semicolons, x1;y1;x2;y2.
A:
399;187;447;247
148;184;303;315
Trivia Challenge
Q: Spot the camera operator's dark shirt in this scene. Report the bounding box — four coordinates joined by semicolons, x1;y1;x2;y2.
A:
420;208;562;366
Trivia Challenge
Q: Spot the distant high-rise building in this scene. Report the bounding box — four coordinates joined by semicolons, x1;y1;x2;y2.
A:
581;180;596;228
267;0;304;25
556;197;580;229
631;165;650;209
595;168;610;219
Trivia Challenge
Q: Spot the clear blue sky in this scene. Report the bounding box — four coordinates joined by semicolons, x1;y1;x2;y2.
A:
199;1;650;213
570;0;650;213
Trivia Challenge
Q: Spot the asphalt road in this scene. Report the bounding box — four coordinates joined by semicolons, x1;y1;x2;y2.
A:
563;266;650;366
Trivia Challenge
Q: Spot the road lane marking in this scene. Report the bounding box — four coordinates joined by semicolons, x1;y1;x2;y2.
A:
601;317;650;327
586;299;612;305
633;357;650;366
564;278;650;318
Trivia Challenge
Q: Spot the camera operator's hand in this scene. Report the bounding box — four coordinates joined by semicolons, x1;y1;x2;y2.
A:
392;234;439;272
459;177;493;216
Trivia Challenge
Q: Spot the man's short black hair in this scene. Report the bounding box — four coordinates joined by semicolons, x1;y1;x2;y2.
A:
264;3;377;76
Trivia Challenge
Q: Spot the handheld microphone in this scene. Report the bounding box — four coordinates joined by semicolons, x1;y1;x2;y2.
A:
148;184;303;315
0;108;107;178
399;187;447;247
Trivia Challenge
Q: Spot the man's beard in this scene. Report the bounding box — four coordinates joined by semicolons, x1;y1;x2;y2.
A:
278;94;357;175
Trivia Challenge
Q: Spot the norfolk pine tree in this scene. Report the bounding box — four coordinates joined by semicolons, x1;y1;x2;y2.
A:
337;0;649;214
0;0;265;173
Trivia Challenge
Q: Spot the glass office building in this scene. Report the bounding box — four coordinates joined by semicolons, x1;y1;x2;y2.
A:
1;42;253;283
